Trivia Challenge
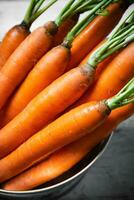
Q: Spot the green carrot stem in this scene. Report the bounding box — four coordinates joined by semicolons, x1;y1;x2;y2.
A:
108;4;134;39
55;0;75;24
74;1;96;13
60;0;86;20
23;0;58;27
126;12;134;23
88;29;134;67
109;28;134;49
97;35;134;62
33;0;46;14
29;0;58;25
75;15;95;37
78;4;98;13
55;0;86;26
64;0;113;47
96;9;110;16
23;0;36;27
114;22;134;38
103;25;134;50
63;14;95;47
106;78;134;110
87;5;134;68
97;29;134;62
109;25;134;45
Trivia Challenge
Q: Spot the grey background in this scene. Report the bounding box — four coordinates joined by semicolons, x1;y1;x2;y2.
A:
0;1;134;199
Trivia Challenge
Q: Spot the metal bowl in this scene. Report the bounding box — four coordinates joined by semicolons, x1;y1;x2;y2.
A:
0;134;112;200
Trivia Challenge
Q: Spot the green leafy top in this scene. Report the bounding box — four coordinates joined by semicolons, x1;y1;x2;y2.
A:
88;4;134;68
23;0;58;27
107;77;134;110
60;0;117;47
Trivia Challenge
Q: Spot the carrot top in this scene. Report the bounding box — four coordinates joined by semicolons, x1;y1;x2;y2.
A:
87;4;134;68
61;0;118;47
55;0;84;26
107;77;134;110
22;0;58;28
55;0;116;28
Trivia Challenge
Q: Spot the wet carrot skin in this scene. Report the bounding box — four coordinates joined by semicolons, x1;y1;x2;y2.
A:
0;34;116;128
0;24;30;69
76;42;134;105
0;45;70;126
66;2;124;71
0;64;95;159
1;2;124;126
2;104;134;191
64;51;118;114
0;101;110;183
0;15;79;126
0;22;58;110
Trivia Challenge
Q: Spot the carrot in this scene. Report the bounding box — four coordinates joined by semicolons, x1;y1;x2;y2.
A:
54;14;79;46
3;103;134;191
0;78;133;183
0;24;30;69
0;0;88;110
0;7;133;159
0;23;56;107
0;0;57;69
0;66;96;159
0;0;118;125
71;5;134;106
0;41;118;130
63;42;119;113
76;42;134;106
80;40;118;81
65;1;124;71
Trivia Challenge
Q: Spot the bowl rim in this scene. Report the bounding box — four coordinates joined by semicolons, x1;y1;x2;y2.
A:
0;133;113;195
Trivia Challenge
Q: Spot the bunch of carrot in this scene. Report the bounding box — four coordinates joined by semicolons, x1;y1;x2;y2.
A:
0;0;124;111
0;0;59;69
0;0;133;191
0;0;125;126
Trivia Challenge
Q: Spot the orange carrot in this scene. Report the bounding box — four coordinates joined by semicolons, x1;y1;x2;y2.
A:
0;44;70;124
80;40;118;81
0;7;133;157
0;78;133;183
66;1;124;71
0;0;86;110
76;42;134;106
0;0;58;69
0;43;117;130
0;14;77;70
54;14;79;46
3;103;134;191
0;25;30;69
0;41;116;129
0;66;95;158
0;0;119;124
0;22;57;109
0;101;110;182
